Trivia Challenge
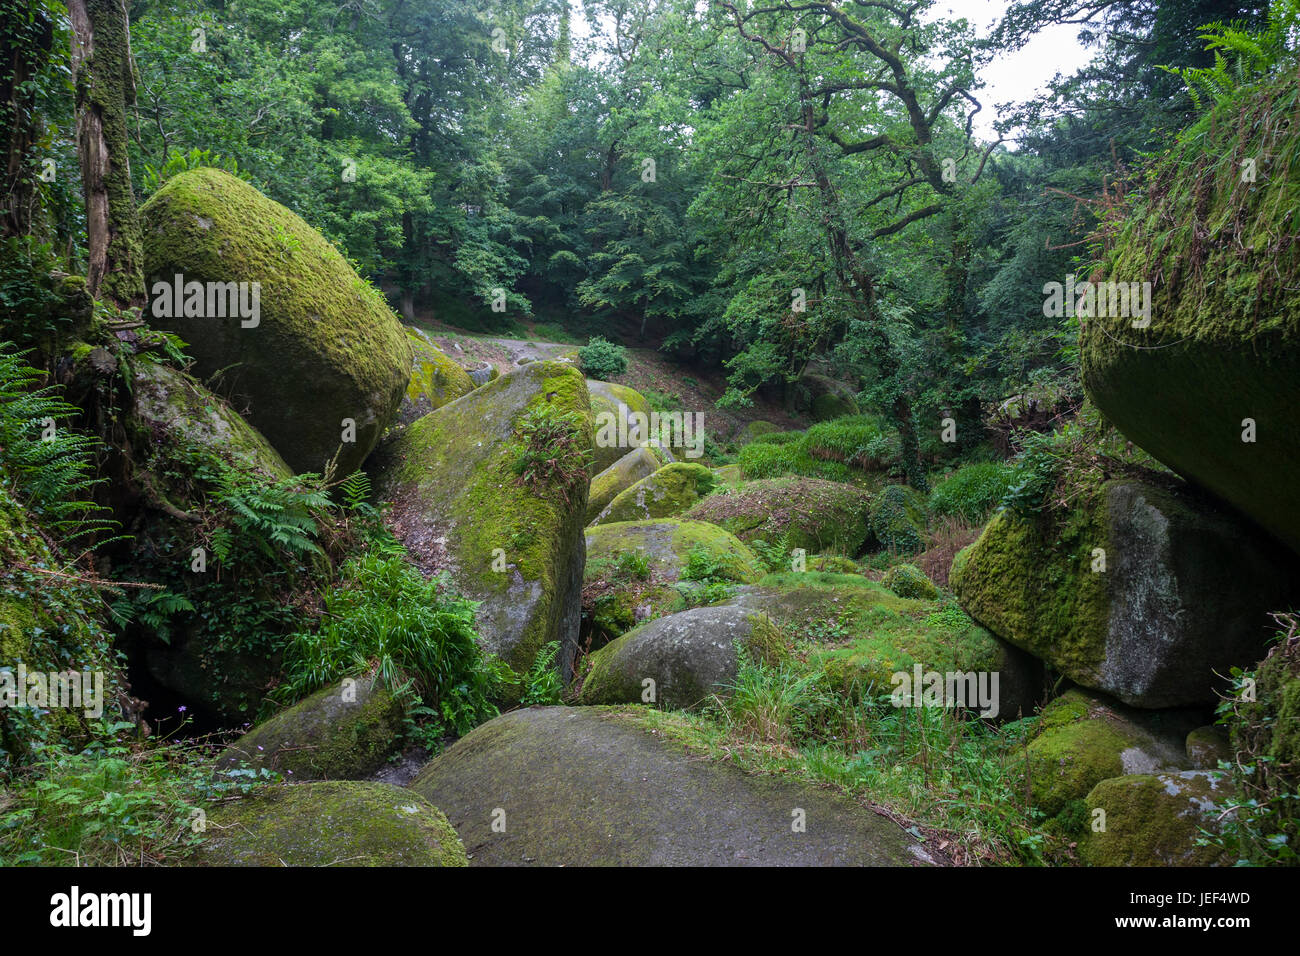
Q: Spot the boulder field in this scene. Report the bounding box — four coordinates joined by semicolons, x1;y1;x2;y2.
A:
409;706;937;866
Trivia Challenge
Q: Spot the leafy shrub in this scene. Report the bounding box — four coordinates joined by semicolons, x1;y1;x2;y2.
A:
281;552;504;736
928;462;1014;523
737;440;853;483
512;407;592;505
579;335;628;380
805;415;897;470
869;484;928;554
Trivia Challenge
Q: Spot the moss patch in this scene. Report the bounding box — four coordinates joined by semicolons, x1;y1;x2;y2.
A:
594;462;717;525
685;477;872;555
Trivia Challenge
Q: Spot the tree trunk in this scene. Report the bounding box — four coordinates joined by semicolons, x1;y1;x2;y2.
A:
2;5;55;239
69;0;144;308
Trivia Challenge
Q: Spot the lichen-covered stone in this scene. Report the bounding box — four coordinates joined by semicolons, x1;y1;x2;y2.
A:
130;360;290;478
215;676;405;780
189;781;467;866
881;563;938;600
139;168;411;476
951;478;1299;707
1081;70;1300;554
577;606;784;709
685;477;872;555
593;463;717;525
1025;689;1195;819
1081;771;1233;866
586;446;664;524
396;327;474;426
868;484;928;555
587;379;655;473
409;706;936;865
371;361;592;693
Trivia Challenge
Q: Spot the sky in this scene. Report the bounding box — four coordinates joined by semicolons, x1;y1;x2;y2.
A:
925;0;1100;140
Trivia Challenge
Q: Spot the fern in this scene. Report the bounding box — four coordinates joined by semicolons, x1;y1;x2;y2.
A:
1161;0;1300;109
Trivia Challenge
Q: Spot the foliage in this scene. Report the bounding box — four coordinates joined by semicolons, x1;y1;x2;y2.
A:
521;640;564;706
280;552;503;736
512;406;592;505
928;462;1016;523
578;335;629;380
0;726;278;866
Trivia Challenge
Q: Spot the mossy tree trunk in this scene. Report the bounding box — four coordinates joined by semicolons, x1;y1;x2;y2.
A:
69;0;144;308
1;1;55;239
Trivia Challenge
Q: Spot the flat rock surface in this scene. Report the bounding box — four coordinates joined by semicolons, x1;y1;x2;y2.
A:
409;706;938;866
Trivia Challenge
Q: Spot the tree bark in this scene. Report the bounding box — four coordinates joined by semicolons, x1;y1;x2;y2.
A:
69;0;144;307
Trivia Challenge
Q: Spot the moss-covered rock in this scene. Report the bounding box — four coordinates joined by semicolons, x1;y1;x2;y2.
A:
586;446;664;525
577;606;784;709
1081;71;1300;554
797;373;859;422
189;781;467;866
139;168;411;475
1186;725;1231;770
593;463;717;525
868;484;928;555
1025;689;1195;820
215;676;405;780
1229;632;1300;851
409;705;936;865
372;361;591;694
880;563;938;600
737;420;779;445
1081;771;1233;866
396;327;475;426
130;360;290;478
587;379;656;473
582;519;764;641
727;573;1042;718
712;463;743;486
685;477;872;556
951;478;1299;707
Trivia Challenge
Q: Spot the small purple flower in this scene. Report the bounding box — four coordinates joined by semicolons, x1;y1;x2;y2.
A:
178;705;187;714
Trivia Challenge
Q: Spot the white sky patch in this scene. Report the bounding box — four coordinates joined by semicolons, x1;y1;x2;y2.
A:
924;0;1099;141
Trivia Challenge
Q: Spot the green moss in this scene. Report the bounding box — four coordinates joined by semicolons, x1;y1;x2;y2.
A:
588;379;655;473
594;463;717;525
685;477;873;555
586;446;664;523
868;484;928;555
216;678;406;780
400;328;474;423
1027;717;1134;818
374;361;591;692
880;563;938;600
140;168;412;475
950;498;1110;680
1081;71;1300;552
1081;772;1232;866
191;781;468;866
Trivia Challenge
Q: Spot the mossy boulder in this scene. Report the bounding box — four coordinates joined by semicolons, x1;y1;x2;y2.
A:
1025;689;1195;820
1080;71;1300;554
1230;632;1300;850
586;446;664;524
880;563;938;600
139;167;411;475
396;327;475;426
214;676;405;780
685;477;872;556
737;420;779;445
587;379;656;473
577;606;784;709
372;361;592;691
868;484;928;554
1185;725;1231;770
797;373;859;422
713;463;742;486
189;781;467;866
1081;771;1233;866
593;462;717;525
951;478;1299;707
130;360;290;478
583;519;764;641
727;573;1042;719
408;706;936;865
